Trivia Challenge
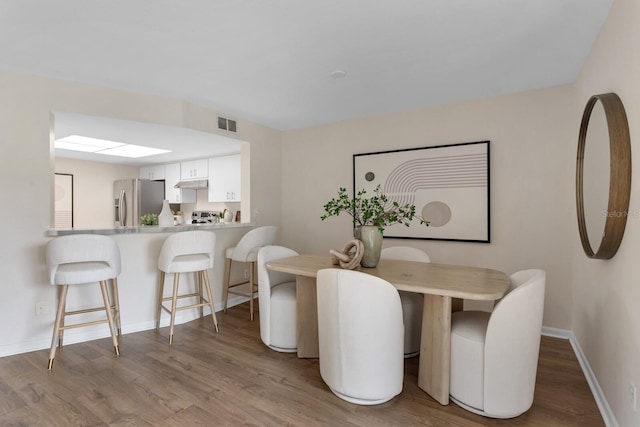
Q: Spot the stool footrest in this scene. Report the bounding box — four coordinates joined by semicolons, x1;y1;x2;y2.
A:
159;298;213;314
226;289;257;298
227;280;250;288
65;305;113;316
59;318;110;331
161;293;201;301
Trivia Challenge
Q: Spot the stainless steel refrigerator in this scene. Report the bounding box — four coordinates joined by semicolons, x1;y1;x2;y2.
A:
114;179;165;227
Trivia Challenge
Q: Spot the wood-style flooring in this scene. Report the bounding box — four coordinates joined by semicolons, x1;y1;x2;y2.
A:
0;303;604;426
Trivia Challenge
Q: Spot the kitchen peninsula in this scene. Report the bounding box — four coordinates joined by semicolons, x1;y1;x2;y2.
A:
45;222;256;347
47;221;251;237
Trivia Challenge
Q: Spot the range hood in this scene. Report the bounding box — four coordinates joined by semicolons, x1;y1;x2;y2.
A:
174;179;208;189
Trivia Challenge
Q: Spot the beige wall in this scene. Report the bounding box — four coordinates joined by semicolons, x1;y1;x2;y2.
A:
0;71;282;355
573;0;640;425
281;84;578;329
55;157;140;228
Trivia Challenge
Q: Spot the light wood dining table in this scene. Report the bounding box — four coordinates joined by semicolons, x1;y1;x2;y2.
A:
266;253;510;405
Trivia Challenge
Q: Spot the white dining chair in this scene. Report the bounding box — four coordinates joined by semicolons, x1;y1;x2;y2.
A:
46;234;122;369
156;230;218;345
449;269;546;418
223;226;277;320
380;246;430;357
256;245;298;352
317;268;404;405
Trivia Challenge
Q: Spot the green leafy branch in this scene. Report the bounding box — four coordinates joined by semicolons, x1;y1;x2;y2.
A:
321;185;429;233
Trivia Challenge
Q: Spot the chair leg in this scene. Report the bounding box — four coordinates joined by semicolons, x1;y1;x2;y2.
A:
111;278;122;336
99;281;120;357
223;258;232;313
58;287;67;348
251;262;259;320
48;285;68;370
249;261;255;321
168;273;180;345
156;271;165;330
202;270;219;333
197;271;204;319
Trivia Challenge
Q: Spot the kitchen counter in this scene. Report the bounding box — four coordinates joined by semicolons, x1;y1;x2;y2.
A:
47;221;252;237
43;221;263;344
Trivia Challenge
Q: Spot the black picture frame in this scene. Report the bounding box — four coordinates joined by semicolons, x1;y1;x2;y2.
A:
353;141;490;242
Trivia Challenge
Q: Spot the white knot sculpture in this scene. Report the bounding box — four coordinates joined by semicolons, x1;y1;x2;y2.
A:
330;239;364;270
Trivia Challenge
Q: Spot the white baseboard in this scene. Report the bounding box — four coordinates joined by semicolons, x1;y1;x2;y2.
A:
0;295;250;358
542;327;618;427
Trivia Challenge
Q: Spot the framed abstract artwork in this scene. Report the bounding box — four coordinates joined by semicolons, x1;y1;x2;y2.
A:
353;141;490;242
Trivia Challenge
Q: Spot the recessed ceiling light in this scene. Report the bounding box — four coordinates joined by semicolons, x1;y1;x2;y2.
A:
54;135;171;158
329;70;347;79
55;135;124;152
100;144;170;158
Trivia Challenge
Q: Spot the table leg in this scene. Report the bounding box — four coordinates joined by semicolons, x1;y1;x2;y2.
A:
452;297;463;313
418;294;452;405
296;276;319;358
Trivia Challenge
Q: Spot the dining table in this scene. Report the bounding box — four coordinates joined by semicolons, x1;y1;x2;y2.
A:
266;253;510;405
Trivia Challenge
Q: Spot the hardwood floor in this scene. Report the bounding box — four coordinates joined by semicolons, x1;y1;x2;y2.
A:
0;304;604;426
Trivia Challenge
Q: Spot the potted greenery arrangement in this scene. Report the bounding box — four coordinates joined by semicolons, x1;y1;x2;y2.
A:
140;213;159;226
321;185;429;267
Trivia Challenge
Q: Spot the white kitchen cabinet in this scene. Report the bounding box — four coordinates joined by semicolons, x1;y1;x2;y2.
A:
139;164;165;181
165;163;196;203
180;159;208;180
208;154;241;202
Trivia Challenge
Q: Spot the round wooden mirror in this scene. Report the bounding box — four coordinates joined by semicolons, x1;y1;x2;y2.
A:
576;93;631;259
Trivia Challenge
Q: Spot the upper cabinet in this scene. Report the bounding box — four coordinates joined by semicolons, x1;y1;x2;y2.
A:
139;164;165;181
181;159;208;180
139;154;240;204
208;154;241;202
165;163;196;203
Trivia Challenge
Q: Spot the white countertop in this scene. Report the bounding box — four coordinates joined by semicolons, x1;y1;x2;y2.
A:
47;221;253;236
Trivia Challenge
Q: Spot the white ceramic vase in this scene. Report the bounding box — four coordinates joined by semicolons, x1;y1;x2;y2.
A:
158;200;174;226
358;225;383;268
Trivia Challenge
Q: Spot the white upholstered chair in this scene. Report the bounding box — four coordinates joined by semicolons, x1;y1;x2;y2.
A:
317;268;404;405
449;269;546;418
223;226;277;320
156;230;218;345
46;234;122;369
256;245;298;352
380;246;430;357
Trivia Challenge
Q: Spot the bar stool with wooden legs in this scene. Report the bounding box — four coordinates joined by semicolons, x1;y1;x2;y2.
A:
46;234;122;370
223;226;277;320
156;230;218;344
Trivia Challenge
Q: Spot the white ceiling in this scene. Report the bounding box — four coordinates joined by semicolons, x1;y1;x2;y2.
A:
0;0;613;133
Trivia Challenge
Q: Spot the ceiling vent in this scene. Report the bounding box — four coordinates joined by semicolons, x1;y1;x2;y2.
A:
218;116;237;133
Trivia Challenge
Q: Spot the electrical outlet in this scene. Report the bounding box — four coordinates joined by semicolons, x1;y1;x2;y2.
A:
244;269;250;279
631;382;637;412
35;301;48;316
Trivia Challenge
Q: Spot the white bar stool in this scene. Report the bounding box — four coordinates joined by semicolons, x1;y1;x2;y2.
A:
46;234;122;370
156;230;218;344
223;226;277;320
